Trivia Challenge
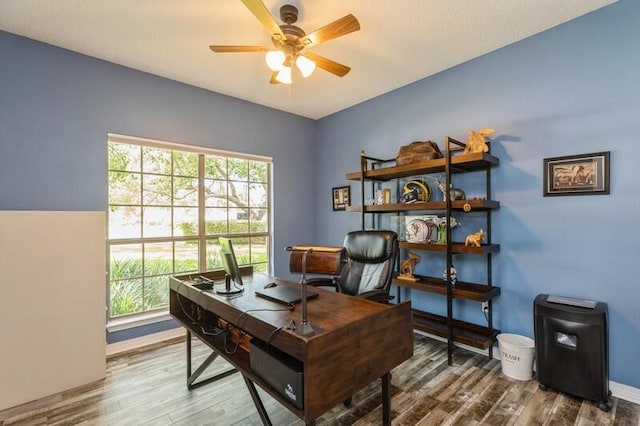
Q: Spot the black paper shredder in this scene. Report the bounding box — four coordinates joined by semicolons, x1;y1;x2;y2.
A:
534;294;610;411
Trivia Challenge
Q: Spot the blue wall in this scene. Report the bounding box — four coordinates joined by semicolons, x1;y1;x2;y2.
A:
0;31;317;341
316;1;640;388
2;0;639;388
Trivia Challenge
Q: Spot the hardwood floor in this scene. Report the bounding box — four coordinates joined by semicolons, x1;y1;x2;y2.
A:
2;333;638;425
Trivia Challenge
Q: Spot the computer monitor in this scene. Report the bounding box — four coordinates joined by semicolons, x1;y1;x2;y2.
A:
219;237;244;286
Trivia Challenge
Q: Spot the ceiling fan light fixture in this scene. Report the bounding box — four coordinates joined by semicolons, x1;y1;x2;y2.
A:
265;50;286;71
275;66;292;84
296;55;316;78
210;2;360;84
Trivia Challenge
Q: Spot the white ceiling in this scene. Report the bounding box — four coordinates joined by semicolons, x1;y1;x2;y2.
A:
0;0;616;119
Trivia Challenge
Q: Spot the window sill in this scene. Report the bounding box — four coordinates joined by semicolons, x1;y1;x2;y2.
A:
106;328;185;360
106;310;172;333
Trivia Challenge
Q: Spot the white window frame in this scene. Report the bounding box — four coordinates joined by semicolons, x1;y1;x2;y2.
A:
106;133;273;330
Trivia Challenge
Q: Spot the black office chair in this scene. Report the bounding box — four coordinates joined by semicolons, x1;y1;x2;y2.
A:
294;230;398;303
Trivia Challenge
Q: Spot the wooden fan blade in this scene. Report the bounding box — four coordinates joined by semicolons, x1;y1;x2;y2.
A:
303;52;351;77
299;14;360;48
241;0;286;41
209;45;271;53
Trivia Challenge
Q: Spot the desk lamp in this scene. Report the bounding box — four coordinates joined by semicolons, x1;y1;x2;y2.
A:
296;247;315;336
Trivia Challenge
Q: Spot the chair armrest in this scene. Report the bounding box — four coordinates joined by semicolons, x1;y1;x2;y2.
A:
356;290;395;303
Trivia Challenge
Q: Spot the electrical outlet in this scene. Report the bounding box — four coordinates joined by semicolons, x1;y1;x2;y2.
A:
481;301;489;313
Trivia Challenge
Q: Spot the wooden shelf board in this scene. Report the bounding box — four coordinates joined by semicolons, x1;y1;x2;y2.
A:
394;276;500;301
346;199;499;213
399;241;500;255
346;152;499;181
411;309;499;349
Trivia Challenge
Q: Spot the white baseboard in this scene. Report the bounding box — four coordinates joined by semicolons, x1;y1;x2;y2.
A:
609;382;640;405
413;330;640;404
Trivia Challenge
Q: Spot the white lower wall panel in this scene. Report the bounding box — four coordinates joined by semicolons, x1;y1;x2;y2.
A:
0;211;106;411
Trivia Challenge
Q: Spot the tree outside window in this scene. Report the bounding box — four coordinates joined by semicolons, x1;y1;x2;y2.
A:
107;138;271;319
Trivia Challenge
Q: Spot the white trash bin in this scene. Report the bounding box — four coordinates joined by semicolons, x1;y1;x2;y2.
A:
496;333;535;380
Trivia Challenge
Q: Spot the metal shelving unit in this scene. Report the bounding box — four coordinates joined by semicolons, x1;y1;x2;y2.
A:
346;138;501;363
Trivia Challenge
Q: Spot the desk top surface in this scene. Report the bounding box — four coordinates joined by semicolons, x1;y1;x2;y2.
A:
171;272;403;341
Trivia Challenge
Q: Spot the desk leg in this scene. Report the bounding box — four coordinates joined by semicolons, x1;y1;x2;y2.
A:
242;374;271;426
186;331;192;378
381;372;391;426
185;331;237;390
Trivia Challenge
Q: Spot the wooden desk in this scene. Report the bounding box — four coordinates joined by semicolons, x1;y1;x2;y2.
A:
169;271;413;425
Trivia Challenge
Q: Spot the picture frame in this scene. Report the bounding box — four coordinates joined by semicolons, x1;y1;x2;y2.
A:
543;151;610;196
332;186;350;211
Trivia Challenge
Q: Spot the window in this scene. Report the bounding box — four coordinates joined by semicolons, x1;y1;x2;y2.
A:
107;134;271;320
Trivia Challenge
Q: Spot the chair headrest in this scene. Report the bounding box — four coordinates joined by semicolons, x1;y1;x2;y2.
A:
343;230;397;263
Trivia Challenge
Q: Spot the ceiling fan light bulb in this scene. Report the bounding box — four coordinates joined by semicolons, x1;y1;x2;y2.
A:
296;55;316;78
276;66;292;84
266;50;285;71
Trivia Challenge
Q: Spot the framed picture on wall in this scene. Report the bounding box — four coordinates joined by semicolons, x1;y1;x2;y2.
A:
543;151;610;196
332;186;350;211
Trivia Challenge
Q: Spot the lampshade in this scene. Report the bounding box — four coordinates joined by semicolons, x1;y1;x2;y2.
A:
275;66;292;84
296;55;316;78
265;50;286;71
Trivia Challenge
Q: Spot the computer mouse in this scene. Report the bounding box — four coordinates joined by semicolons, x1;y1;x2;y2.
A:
264;282;278;289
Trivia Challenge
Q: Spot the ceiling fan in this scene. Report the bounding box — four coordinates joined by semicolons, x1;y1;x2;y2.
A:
210;0;360;84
